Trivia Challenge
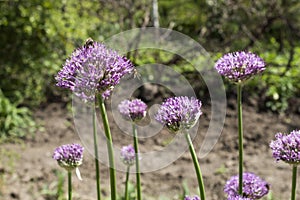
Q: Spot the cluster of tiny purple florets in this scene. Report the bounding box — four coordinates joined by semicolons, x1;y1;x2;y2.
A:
120;145;136;166
270;130;300;165
118;99;147;122
56;41;134;101
53;143;84;170
214;51;265;83
184;195;200;200
155;96;202;132
224;172;269;199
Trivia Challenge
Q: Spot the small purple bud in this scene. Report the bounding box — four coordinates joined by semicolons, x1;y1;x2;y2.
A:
120;145;136;166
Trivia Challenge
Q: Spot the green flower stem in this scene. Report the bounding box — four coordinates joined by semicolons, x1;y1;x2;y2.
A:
237;84;244;195
132;123;142;200
125;166;130;200
68;171;72;200
291;165;298;200
93;108;101;200
185;132;206;200
98;96;117;200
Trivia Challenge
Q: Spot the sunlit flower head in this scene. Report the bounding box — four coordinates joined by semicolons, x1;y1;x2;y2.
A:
56;40;134;102
118;99;147;122
155;96;202;133
270;130;300;165
120;144;136;166
224;172;269;199
53;143;84;171
214;51;265;83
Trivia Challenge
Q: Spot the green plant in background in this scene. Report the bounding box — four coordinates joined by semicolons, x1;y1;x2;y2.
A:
41;170;65;200
0;148;20;197
0;0;149;109
0;90;37;138
260;46;300;112
56;170;65;200
121;182;136;200
214;164;228;175
181;180;190;199
267;191;275;200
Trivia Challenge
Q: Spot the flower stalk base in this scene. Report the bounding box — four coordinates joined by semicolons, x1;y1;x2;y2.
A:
237;84;244;195
133;123;142;200
93;107;101;200
185;132;206;200
98;96;117;200
292;165;298;200
68;171;72;200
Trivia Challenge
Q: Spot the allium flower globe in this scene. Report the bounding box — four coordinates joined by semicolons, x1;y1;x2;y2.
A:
118;99;147;122
120;145;136;166
214;51;265;83
224;172;269;199
56;41;134;102
270;130;300;165
184;195;200;200
53;143;84;171
155;96;202;133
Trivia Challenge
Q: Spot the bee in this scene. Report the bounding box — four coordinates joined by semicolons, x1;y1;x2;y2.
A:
84;37;94;48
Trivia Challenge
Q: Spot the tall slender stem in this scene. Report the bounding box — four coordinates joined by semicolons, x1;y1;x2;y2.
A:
93;107;101;200
291;165;298;200
237;84;244;195
68;171;72;200
185;132;206;200
133;123;142;200
98;96;117;200
125;166;130;200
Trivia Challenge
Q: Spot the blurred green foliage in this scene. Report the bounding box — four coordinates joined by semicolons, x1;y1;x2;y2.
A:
0;0;299;137
41;169;65;200
0;89;37;138
261;47;300;112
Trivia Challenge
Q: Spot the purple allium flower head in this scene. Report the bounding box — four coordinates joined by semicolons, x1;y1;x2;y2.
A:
118;99;147;122
224;172;269;199
214;51;265;83
270;130;300;165
155;96;202;133
55;41;134;102
120;144;136;166
227;195;251;200
184;195;200;200
53;143;84;171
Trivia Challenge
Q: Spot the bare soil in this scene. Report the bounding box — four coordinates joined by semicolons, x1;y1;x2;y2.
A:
0;100;299;200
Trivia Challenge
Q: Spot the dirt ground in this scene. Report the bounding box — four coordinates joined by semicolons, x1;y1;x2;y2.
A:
0;99;299;200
